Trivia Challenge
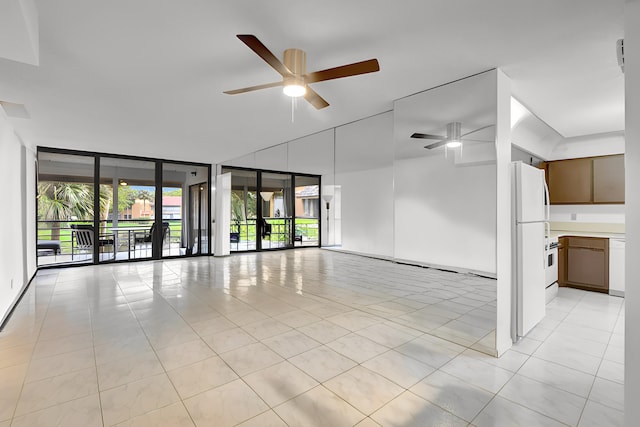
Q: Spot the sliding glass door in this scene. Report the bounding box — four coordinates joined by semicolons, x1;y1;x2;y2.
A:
223;168;258;252
37;147;211;266
37;151;96;266
260;172;293;250
220;167;320;252
163;162;210;256
294;175;320;247
99;157;157;262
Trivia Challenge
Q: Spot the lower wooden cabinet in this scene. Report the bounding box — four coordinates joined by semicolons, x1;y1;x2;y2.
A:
558;237;567;286
559;236;609;293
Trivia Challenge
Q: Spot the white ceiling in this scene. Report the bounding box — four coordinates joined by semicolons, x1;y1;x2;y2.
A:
0;0;625;164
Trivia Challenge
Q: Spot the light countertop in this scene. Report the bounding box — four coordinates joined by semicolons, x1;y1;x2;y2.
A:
549;221;625;240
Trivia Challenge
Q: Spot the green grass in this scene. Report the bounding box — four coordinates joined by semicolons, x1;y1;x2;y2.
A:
231;218;319;242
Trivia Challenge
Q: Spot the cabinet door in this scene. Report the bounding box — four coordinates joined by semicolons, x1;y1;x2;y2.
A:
548;158;592;204
593;155;625;203
567;247;608;291
558;237;567;286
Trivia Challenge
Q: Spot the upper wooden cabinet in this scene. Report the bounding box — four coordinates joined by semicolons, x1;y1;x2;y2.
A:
540;154;624;204
547;158;593;204
593;155;625;203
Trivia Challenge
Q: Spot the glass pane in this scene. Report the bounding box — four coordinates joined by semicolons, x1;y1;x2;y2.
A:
294;175;320;247
100;157;156;261
163;163;209;257
222;168;257;252
37;151;95;266
261;172;293;250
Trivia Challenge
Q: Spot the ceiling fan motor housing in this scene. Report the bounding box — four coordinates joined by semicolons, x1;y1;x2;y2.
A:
447;121;462;141
283;48;306;75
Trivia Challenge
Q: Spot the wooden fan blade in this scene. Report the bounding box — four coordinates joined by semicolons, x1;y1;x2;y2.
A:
237;34;292;77
411;132;445;140
304;59;380;84
224;81;283;95
461;124;495;137
424;139;449;150
304;86;329;109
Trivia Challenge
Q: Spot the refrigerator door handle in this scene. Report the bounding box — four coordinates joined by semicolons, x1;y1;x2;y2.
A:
543;176;551;247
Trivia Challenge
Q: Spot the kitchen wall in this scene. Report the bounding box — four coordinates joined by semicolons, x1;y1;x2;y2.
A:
549;205;625;224
0;110;36;325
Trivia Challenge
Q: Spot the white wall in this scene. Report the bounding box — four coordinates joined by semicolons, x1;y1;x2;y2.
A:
0;111;36;324
550;204;625;224
625;1;640;425
495;70;513;356
511;98;563;160
393;155;496;273
334;112;394;258
335;166;394;257
548;131;625;160
393;70;499;275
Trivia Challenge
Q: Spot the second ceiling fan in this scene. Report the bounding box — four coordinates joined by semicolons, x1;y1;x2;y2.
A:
411;122;495;149
223;35;380;109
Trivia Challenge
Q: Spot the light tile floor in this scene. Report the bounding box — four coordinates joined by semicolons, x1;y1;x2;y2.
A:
0;249;624;426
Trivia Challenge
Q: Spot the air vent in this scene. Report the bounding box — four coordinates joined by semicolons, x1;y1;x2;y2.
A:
0;101;30;119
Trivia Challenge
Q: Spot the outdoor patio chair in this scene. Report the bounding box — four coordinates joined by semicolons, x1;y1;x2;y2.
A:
37;240;61;255
261;218;272;238
70;224;115;260
133;222;170;246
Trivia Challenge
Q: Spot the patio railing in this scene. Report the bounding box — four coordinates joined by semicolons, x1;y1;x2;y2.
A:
37;218;183;260
229;217;319;251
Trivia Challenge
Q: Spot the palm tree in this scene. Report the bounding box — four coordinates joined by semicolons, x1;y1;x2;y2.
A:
137;189;154;217
38;182;114;242
38;182;94;241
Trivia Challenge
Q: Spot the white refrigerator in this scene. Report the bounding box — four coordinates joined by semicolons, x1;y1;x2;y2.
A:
511;161;549;340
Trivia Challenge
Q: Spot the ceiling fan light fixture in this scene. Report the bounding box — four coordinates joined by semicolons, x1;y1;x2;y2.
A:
283;73;306;97
283;83;306;97
445;140;462;148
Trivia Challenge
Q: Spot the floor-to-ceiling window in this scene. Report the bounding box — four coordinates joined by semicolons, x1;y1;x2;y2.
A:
294;175;320;247
36;147;211;266
99;157;156;262
37;151;97;265
222;168;258;252
260;171;293;250
163;162;210;256
221;166;320;252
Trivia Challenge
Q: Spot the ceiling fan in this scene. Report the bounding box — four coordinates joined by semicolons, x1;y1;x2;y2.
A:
411;122;495;149
223;34;380;109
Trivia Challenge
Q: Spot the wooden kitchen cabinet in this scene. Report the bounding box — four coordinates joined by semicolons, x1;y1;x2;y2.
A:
558;237;567;287
593;154;625;203
548;158;592;204
544;155;625;205
564;236;609;293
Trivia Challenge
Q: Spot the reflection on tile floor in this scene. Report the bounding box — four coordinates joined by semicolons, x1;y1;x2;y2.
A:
0;249;624;426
